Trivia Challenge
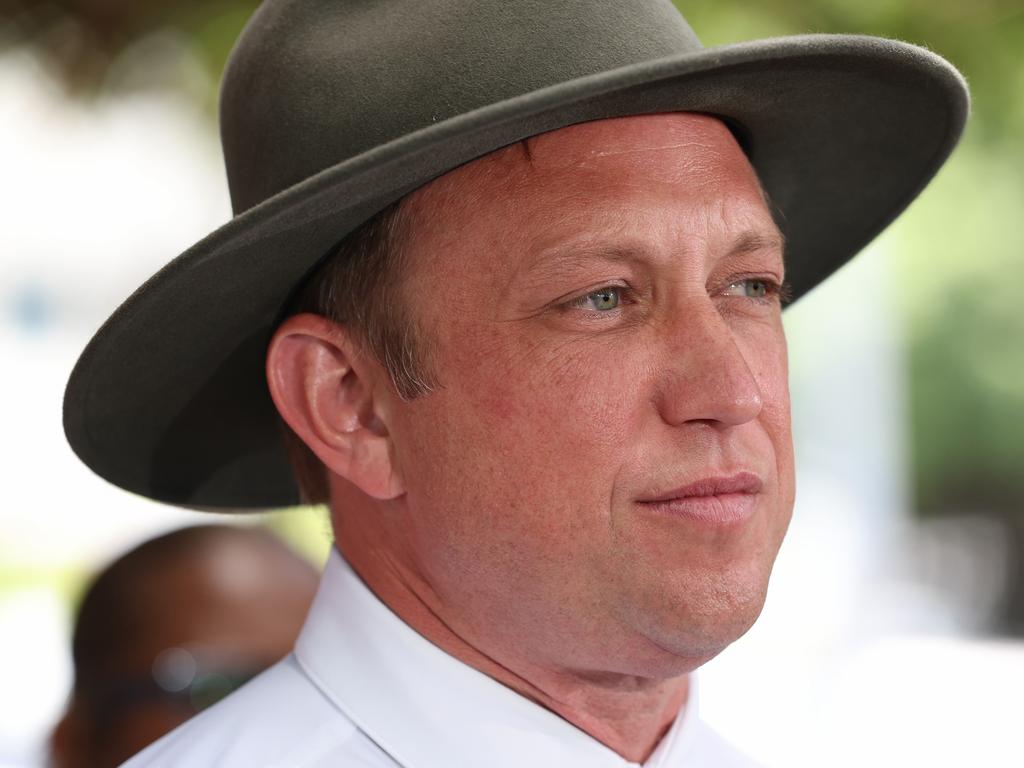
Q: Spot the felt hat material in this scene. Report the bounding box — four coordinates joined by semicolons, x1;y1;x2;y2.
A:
63;0;969;510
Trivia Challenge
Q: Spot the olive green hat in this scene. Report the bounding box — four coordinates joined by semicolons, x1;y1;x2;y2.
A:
63;0;969;510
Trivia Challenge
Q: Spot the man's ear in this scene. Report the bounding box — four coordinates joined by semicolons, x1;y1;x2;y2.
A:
266;313;404;500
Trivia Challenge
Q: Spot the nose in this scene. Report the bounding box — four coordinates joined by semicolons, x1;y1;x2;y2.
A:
653;301;764;428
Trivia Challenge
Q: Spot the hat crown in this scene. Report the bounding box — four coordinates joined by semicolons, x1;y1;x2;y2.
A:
220;0;701;214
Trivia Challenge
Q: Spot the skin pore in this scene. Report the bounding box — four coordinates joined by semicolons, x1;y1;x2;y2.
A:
267;113;795;762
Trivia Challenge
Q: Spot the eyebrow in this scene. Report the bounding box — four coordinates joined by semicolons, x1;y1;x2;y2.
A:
521;228;786;281
728;230;786;259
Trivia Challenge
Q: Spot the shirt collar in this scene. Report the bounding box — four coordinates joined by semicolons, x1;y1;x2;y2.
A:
295;548;700;768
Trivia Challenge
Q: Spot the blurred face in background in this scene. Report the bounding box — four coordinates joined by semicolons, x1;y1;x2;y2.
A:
50;528;318;768
372;112;795;679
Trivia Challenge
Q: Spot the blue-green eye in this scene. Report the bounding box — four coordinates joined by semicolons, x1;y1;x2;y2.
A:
568;287;622;312
724;279;774;299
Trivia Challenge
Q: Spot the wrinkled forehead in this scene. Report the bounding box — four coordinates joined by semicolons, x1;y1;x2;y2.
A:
526;112;748;177
402;112;767;222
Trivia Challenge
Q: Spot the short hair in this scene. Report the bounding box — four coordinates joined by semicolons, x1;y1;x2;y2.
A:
279;199;440;504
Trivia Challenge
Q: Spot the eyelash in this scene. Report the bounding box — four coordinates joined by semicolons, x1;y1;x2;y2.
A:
563;284;634;314
562;278;791;316
726;278;792;305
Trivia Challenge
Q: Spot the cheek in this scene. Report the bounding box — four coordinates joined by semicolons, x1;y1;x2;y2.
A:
743;324;795;518
463;328;647;460
738;319;791;432
392;332;647;608
407;328;645;546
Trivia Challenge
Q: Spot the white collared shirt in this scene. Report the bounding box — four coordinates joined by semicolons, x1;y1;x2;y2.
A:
123;548;761;767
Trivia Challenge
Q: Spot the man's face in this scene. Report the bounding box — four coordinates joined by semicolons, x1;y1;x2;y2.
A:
385;113;794;678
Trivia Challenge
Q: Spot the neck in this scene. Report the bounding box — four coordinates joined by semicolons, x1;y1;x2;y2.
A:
333;525;690;763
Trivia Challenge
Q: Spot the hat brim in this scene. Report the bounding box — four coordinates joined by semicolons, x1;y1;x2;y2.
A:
64;34;968;510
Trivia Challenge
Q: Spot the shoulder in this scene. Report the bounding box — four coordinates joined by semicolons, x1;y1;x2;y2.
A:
120;654;394;768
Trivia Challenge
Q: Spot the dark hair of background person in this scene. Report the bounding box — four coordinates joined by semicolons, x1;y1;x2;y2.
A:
49;524;319;768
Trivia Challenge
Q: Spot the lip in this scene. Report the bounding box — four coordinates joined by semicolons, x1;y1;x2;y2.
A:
638;471;764;503
636;471;763;525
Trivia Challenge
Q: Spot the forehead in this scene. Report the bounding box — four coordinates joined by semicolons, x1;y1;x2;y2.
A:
411;112;764;202
523;113;753;184
399;113;778;284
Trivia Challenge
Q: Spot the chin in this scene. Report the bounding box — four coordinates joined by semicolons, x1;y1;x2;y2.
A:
679;598;763;658
616;562;772;674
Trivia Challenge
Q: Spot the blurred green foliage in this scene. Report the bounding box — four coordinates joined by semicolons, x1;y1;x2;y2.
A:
893;140;1024;519
681;0;1024;144
3;1;1021;521
262;505;333;568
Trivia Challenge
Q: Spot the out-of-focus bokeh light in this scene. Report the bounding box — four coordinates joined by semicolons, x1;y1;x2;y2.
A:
1;1;1021;766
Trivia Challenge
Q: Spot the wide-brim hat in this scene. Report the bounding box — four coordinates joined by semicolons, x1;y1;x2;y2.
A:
63;0;969;511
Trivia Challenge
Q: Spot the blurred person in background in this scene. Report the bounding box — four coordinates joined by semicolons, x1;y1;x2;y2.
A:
47;525;318;768
58;0;969;765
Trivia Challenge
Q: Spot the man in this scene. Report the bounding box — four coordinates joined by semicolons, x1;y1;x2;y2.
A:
48;525;318;768
62;0;969;765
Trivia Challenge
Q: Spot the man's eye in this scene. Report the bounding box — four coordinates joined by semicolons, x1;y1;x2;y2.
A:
723;279;778;300
565;287;622;312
